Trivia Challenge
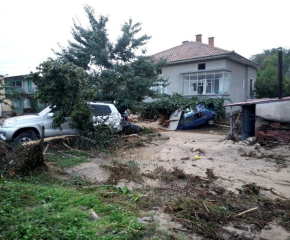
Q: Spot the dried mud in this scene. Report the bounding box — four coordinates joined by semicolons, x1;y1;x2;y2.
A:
64;123;290;239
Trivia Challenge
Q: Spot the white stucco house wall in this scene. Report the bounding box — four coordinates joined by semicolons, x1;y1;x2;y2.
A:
153;34;262;112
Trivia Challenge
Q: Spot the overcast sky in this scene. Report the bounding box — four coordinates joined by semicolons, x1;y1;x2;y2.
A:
0;0;289;76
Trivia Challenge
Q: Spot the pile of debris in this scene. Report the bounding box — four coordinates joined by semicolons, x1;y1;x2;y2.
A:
256;122;290;144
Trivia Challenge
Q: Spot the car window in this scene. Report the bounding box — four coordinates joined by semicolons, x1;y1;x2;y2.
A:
181;116;194;126
91;105;112;116
194;112;205;120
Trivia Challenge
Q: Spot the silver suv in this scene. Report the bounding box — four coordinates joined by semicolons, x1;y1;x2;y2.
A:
0;102;122;144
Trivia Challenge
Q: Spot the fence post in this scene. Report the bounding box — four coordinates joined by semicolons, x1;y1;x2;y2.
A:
41;126;45;153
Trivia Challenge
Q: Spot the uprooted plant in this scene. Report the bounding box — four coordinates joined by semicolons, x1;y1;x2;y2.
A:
101;160;143;184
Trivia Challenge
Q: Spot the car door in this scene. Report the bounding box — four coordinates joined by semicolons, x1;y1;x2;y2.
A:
193;112;208;127
42;112;75;137
180;114;195;129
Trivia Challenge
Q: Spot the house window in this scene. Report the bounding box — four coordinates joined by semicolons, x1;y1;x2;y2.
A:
197;63;206;70
10;81;22;87
250;79;253;93
183;70;230;95
151;83;167;94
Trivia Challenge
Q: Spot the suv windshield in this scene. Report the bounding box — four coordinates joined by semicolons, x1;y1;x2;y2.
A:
36;106;51;116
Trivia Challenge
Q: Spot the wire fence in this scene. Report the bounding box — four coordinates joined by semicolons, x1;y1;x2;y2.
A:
0;126;123;176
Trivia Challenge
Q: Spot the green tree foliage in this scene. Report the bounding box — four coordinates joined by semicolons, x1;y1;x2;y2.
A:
251;48;290;98
54;5;167;112
31;59;94;130
141;93;226;122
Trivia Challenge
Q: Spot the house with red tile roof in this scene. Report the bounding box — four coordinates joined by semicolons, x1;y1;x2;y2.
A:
153;34;262;108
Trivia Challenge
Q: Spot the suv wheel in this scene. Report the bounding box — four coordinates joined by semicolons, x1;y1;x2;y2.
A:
14;131;38;145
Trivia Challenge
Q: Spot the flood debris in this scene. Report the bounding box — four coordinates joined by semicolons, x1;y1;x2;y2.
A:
101;160;143;184
0;140;44;175
143;166;187;182
137;167;290;239
206;168;219;180
238;183;261;195
256;122;290;145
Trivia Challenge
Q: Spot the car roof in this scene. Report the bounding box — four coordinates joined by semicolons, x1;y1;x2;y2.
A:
90;102;111;105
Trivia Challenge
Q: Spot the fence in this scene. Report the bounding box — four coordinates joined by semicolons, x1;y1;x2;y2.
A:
0;126;121;176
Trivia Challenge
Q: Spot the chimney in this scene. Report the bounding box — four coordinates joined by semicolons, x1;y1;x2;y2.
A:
195;34;202;43
208;37;214;46
182;40;189;44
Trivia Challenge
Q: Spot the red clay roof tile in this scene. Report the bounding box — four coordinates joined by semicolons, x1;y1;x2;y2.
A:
154;41;232;63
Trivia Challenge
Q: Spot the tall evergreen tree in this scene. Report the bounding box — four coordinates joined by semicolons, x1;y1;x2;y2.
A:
54;5;167;111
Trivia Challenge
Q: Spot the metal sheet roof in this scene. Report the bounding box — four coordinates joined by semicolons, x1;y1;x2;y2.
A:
224;97;290;107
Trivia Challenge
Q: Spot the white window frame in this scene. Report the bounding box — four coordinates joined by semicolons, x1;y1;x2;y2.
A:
183;70;230;95
151;83;167;94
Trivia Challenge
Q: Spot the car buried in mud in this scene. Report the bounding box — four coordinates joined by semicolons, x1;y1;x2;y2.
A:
168;104;215;130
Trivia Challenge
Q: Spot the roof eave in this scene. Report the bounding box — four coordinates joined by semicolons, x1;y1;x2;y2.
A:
229;53;263;69
163;52;263;69
164;53;233;66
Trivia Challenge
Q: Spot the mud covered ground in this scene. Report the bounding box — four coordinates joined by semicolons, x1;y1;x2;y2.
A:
64;122;290;239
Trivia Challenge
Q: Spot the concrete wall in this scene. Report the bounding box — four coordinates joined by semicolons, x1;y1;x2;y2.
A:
225;60;257;114
256;101;290;120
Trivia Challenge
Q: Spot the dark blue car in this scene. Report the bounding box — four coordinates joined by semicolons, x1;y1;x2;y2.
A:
177;104;215;130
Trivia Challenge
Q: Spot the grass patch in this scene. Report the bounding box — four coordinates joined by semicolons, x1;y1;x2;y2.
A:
0;174;149;239
46;150;90;169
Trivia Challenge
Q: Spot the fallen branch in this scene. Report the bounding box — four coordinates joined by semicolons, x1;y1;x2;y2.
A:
121;134;159;146
202;201;210;213
164;119;180;123
235;207;258;217
23;135;98;148
63;142;73;150
43;144;49;154
260;187;288;200
270;189;288;199
121;134;140;138
24;135;76;146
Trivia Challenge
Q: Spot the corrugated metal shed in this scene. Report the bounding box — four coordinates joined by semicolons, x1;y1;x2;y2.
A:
224;96;290;107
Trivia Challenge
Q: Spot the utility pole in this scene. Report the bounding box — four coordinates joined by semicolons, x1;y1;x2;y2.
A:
278;47;283;99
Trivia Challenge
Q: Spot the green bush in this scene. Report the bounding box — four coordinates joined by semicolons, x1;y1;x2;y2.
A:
140;93;227;122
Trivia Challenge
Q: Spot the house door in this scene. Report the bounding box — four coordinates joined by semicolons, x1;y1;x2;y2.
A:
13;100;24;114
